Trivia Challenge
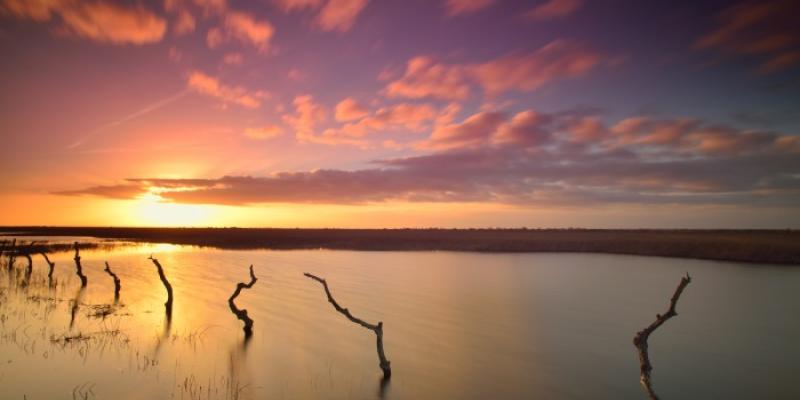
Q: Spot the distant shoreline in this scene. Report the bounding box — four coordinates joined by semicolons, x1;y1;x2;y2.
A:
1;226;799;265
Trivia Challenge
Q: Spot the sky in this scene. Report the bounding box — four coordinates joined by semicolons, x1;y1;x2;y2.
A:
0;0;799;228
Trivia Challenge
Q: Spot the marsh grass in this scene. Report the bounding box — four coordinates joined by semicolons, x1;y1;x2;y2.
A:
0;243;253;400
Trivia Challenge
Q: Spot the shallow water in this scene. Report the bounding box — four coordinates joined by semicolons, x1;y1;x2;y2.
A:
1;242;798;399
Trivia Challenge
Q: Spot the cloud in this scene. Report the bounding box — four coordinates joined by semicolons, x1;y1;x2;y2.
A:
424;111;507;150
524;0;583;21
244;125;282;140
58;108;800;207
385;40;600;99
444;0;495;16
187;70;264;108
384;56;471;100
470;40;600;95
335;98;369;121
59;2;167;45
272;0;323;12
223;52;244;65
288;68;306;81
696;0;800;73
1;0;168;44
282;95;328;142
172;9;195;35
0;0;65;21
314;0;369;32
270;0;368;32
211;10;274;51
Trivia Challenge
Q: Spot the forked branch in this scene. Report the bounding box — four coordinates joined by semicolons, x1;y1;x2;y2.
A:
633;273;692;400
148;255;173;316
73;242;88;287
229;265;258;337
104;262;122;301
304;272;392;379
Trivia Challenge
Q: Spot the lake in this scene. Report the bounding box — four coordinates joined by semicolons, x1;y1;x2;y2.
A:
1;241;798;399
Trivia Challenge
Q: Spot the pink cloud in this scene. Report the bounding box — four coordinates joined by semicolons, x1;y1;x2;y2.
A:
244;125;283;140
384;56;471;100
187;70;264;108
492;110;552;146
696;0;800;73
314;0;369;32
207;27;224;48
425;111;507;150
173;9;196;35
219;10;275;51
386;41;600;99
444;0;495;16
470;40;600;95
524;0;584;21
223;52;244;65
0;0;64;21
288;68;306;81
7;1;169;45
282;95;329;142
335;98;369;121
320;103;439;146
272;0;323;11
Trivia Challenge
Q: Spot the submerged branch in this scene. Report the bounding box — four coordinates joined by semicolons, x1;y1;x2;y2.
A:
5;239;16;272
228;265;258;337
73;242;88;287
148;255;173;317
23;253;33;283
40;252;56;281
303;272;392;379
104;262;122;301
633;273;692;400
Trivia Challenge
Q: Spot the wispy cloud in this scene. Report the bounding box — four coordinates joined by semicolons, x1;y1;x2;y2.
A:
1;0;168;44
313;0;369;32
524;0;584;21
384;40;600;99
187;70;265;108
444;0;495;16
696;0;800;73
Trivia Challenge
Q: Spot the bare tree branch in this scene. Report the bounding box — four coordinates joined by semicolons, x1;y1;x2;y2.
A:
633;273;692;400
40;252;55;281
104;262;121;301
148;255;173;317
23;253;33;283
5;239;16;272
304;272;392;379
73;242;88;287
229;265;258;337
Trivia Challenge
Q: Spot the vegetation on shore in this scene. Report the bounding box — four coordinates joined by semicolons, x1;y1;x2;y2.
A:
1;227;798;264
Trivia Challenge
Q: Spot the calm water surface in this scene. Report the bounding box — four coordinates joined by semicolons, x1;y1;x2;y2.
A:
1;242;798;399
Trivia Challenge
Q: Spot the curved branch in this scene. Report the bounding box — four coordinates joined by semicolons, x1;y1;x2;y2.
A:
40;252;56;281
229;265;258;337
633;273;691;400
73;242;88;287
148;255;173;316
104;262;122;301
304;272;391;379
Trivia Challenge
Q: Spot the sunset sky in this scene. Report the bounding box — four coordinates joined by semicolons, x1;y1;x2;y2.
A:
1;0;799;228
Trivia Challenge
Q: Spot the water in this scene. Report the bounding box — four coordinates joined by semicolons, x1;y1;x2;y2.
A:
1;242;798;399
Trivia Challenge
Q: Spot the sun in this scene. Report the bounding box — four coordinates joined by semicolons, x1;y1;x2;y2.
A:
134;190;216;227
